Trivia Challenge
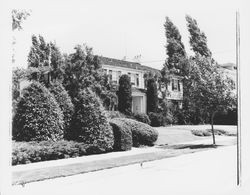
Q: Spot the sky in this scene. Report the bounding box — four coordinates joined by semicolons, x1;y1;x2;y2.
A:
12;0;241;70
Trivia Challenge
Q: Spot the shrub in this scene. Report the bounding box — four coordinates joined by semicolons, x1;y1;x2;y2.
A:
148;112;163;127
146;78;159;113
12;140;111;165
70;89;114;152
104;111;127;120
48;81;74;138
109;119;132;151
114;118;158;147
132;113;151;125
12;82;64;141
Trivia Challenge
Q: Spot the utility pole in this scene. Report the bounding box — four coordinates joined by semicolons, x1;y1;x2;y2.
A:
236;10;241;186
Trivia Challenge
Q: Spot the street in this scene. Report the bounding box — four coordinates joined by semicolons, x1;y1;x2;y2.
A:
11;145;239;195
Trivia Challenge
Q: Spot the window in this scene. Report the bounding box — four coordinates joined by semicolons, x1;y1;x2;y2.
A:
178;80;180;91
131;74;135;85
136;74;139;87
109;70;112;81
117;71;121;80
172;79;178;91
103;69;107;74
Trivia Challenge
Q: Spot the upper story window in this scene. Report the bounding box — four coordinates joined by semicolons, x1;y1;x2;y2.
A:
109;70;112;81
136;74;139;87
172;79;180;91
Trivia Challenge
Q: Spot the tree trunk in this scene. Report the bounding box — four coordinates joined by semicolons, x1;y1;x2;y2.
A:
211;112;216;145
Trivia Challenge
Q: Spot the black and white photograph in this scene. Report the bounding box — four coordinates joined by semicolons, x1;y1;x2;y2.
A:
0;0;250;194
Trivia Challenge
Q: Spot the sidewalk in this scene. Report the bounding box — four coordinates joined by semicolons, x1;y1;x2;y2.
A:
12;136;236;185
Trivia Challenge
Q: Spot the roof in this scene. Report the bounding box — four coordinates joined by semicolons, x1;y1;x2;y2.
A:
98;56;160;74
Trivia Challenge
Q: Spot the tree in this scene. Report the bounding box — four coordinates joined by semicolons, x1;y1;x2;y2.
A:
62;44;117;108
163;17;186;76
27;35;64;84
147;78;159;113
117;74;132;115
69;89;114;152
12;9;30;31
186;15;212;57
187;54;236;144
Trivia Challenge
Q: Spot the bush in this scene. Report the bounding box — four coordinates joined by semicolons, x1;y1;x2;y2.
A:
12;82;64;141
132;113;151;125
109;119;132;151
114;118;158;147
48;81;74;138
69;89;114;152
148;112;163;127
104;111;127;120
12;140;110;165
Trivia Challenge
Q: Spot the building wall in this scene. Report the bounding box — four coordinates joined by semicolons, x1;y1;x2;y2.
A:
102;64;145;89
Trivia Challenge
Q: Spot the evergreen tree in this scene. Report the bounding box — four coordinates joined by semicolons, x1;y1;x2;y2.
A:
117;74;132;115
163;17;186;76
147;78;159;113
186;15;212;57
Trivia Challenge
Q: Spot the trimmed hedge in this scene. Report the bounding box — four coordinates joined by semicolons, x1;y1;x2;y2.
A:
104;111;127;120
12;141;109;165
70;89;114;152
48;81;74;138
132;113;151;125
12;82;64;141
109;119;132;151
148;112;163;127
114;118;158;147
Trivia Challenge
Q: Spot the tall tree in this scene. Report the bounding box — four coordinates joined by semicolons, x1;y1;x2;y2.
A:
147;78;159;113
163;17;186;76
117;74;132;115
186;15;212;57
188;54;236;144
27;35;64;83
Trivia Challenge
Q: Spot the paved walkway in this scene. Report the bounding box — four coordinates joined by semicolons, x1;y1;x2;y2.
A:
11;144;241;195
12;136;236;185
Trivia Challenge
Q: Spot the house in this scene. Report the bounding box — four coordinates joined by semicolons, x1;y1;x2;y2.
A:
99;56;183;114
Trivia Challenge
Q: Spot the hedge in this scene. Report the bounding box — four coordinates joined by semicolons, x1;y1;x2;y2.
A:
69;89;114;152
132;113;151;125
113;118;158;147
148;112;163;127
109;119;132;151
12;81;64;141
12;141;109;165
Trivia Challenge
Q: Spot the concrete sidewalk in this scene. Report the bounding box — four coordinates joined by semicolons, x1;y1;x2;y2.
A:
10;144;241;195
12;136;236;185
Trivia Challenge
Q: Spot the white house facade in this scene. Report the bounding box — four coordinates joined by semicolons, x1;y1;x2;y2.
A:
99;56;183;114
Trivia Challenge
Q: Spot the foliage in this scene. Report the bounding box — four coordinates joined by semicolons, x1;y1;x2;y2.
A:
48;81;74;138
69;89;114;152
104;111;127;120
12;140;111;165
186;54;236;144
117;74;132;115
114;118;158;147
186;15;212;57
191;129;236;137
13;82;64;141
12;9;30;31
109;119;132;151
146;78;159;113
132;113;151;125
148;112;163;127
162;16;187;76
27;35;64;83
62;45;117;108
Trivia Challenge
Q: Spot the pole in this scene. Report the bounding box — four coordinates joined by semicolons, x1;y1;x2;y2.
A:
236;11;241;186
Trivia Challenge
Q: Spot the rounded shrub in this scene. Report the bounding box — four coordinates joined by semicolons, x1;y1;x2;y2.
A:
148;112;163;127
48;81;74;138
109;118;132;151
132;113;151;125
114;118;158;147
70;89;114;152
13;82;64;141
